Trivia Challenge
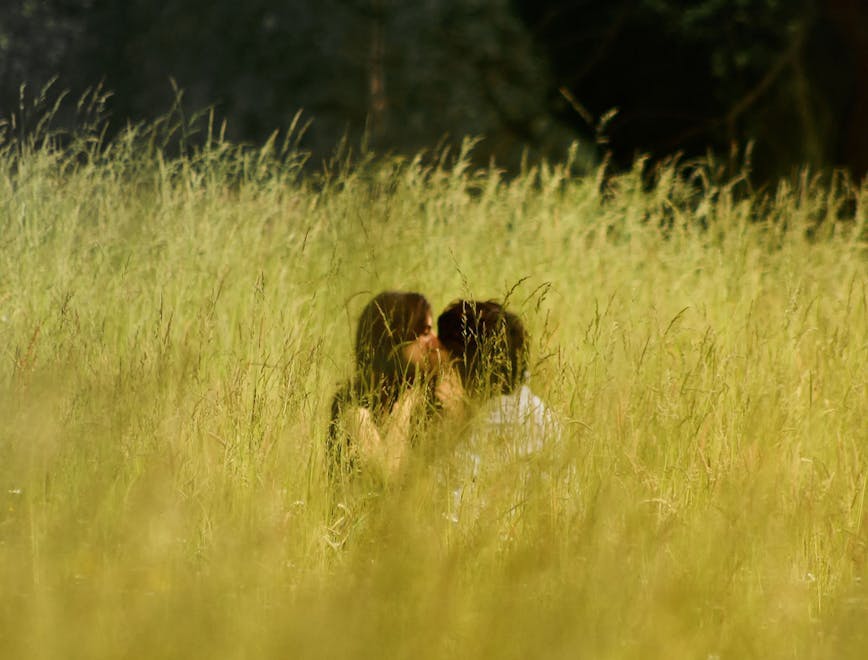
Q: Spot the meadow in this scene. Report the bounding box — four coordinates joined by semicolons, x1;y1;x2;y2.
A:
0;118;866;659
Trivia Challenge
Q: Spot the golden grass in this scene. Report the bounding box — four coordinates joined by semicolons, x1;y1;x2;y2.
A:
0;126;865;659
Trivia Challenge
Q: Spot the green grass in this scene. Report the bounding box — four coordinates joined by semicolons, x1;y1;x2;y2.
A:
0;123;866;659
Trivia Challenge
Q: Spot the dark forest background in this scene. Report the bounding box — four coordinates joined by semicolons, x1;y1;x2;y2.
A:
1;0;865;180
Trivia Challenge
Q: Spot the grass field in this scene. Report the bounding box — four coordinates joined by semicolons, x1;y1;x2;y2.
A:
1;123;866;659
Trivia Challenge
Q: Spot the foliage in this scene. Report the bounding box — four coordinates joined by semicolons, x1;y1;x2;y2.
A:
516;0;866;178
1;0;571;170
3;0;865;178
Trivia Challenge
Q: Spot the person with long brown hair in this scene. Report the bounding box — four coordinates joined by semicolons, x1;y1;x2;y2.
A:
328;291;446;481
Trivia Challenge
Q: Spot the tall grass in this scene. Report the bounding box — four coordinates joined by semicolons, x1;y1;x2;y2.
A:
0;116;865;659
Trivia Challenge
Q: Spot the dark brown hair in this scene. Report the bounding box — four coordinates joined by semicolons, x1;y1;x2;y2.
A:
353;291;432;394
328;291;433;475
437;299;528;396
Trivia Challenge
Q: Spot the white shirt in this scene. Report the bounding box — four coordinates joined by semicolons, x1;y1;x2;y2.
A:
445;385;561;523
481;384;562;456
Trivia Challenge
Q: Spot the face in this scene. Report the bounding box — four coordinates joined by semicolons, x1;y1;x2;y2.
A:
401;312;443;372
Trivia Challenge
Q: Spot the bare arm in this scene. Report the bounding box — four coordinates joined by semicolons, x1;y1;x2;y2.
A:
342;387;425;478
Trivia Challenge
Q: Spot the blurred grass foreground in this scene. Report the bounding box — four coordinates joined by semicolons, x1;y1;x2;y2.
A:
0;114;866;659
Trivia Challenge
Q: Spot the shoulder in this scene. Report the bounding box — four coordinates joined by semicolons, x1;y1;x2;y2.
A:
519;385;561;444
490;385;551;422
331;386;376;432
481;385;561;451
516;385;545;413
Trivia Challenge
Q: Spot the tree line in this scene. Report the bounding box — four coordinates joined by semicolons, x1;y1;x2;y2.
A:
1;0;865;180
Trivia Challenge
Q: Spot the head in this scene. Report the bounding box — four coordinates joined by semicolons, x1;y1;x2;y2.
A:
437;299;528;396
354;291;440;392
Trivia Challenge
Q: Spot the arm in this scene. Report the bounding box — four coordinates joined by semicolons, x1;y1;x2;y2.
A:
342;387;424;478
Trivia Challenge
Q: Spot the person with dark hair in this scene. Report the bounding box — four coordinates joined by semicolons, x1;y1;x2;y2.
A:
437;299;559;452
437;299;528;399
436;300;561;523
328;291;446;481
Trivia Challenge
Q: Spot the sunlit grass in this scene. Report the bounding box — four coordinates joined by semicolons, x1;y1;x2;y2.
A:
0;118;866;659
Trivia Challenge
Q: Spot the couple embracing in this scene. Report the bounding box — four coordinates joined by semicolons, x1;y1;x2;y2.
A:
328;291;559;483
